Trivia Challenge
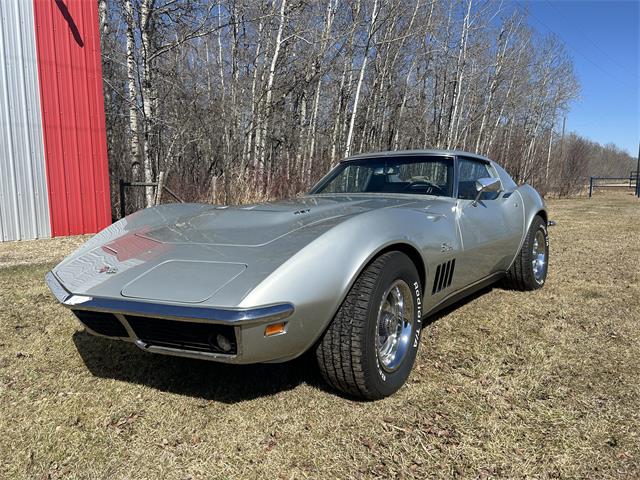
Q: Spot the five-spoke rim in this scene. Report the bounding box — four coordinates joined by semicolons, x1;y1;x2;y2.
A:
532;229;547;283
376;280;414;372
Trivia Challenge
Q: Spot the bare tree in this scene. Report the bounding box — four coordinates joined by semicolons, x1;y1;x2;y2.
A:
98;0;632;213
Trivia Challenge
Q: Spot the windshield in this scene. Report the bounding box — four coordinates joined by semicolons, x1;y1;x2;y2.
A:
310;156;454;197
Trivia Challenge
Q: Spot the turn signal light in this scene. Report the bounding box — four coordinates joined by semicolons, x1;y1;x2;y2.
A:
264;322;286;337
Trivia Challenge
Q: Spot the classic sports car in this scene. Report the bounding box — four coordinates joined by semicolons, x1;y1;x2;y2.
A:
46;150;548;399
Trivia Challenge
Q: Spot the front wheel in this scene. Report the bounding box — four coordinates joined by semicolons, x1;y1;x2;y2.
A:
315;251;423;400
505;215;549;290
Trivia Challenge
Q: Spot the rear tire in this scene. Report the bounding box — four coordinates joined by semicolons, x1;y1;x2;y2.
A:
315;251;422;400
504;215;549;290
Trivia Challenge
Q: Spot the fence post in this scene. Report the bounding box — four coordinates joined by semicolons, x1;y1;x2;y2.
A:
636;142;640;198
588;177;593;198
119;179;126;219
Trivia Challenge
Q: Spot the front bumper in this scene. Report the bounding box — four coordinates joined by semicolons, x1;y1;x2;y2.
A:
45;271;298;364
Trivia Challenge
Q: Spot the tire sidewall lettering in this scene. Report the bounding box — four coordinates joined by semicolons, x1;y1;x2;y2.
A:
413;281;422;347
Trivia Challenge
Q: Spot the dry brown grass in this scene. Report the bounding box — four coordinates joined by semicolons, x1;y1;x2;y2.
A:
1;192;639;479
0;236;88;269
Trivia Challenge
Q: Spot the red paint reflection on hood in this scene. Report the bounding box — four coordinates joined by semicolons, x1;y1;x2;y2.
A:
102;228;169;262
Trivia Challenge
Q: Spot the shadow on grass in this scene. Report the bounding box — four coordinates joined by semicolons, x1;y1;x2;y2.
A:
422;284;496;326
72;283;498;403
73;332;325;403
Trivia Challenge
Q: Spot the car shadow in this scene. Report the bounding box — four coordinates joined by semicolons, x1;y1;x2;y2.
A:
72;331;326;403
72;284;499;403
422;284;495;326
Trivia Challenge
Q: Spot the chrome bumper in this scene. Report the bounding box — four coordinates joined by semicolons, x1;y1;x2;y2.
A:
45;271;296;363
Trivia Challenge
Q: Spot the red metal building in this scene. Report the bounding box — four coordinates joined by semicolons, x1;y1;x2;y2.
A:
0;0;111;241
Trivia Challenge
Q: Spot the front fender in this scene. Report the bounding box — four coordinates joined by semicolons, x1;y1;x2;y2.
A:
239;206;455;355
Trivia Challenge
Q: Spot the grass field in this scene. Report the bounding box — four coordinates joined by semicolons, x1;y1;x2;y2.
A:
1;192;639;479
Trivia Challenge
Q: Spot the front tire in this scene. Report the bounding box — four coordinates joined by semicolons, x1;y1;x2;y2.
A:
316;251;423;400
505;215;549;290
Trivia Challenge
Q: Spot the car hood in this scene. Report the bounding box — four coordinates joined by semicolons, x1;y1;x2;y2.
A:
137;196;411;246
53;195;450;306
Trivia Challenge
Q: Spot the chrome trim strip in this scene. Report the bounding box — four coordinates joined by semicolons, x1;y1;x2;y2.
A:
134;340;237;361
45;271;294;325
115;313;138;340
45;271;72;303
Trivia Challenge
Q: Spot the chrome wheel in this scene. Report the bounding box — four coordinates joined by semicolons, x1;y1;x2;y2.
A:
376;280;414;372
532;229;547;283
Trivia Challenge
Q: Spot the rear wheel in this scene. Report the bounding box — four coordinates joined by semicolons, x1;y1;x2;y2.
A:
315;251;422;399
505;215;549;290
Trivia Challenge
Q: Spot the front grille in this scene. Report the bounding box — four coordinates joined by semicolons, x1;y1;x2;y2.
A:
73;310;129;337
125;315;237;355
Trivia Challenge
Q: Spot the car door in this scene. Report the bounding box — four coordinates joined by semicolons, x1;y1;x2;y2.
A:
454;156;524;286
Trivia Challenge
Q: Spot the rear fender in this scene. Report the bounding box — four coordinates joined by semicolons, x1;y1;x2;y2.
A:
508;184;547;269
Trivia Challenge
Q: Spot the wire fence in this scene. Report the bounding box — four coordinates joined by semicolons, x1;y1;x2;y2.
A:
588;171;639;198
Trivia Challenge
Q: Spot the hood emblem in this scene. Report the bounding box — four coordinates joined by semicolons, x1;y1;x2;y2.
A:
294;209;311;215
99;264;118;274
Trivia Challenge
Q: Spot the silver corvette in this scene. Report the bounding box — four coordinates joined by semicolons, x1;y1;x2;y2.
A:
46;150;548;399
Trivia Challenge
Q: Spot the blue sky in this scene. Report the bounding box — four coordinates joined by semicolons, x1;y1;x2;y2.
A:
513;0;639;155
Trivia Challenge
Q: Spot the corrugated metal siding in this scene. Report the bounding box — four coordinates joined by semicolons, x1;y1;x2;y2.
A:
33;0;111;237
0;0;51;241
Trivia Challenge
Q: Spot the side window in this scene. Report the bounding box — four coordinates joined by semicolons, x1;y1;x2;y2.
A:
457;158;499;200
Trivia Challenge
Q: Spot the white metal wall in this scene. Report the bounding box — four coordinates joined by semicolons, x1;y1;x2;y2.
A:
0;0;50;241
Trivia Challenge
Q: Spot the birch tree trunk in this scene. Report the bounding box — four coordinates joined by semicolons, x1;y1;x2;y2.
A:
98;0;108;36
139;0;157;207
242;19;264;170
329;59;349;166
475;19;516;153
344;0;378;158
446;0;472;149
124;0;140;187
257;0;287;185
305;0;336;182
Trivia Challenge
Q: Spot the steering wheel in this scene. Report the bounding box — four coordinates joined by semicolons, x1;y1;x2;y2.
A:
406;180;447;196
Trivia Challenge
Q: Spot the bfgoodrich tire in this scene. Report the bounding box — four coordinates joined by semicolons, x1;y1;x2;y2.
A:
315;251;423;400
505;215;549;290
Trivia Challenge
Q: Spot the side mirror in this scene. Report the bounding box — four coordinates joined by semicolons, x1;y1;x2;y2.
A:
472;177;502;206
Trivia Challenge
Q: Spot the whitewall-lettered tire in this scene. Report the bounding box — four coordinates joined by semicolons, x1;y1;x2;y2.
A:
505;215;549;290
316;251;423;399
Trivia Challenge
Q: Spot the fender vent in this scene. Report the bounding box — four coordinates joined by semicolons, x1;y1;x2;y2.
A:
432;259;456;295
